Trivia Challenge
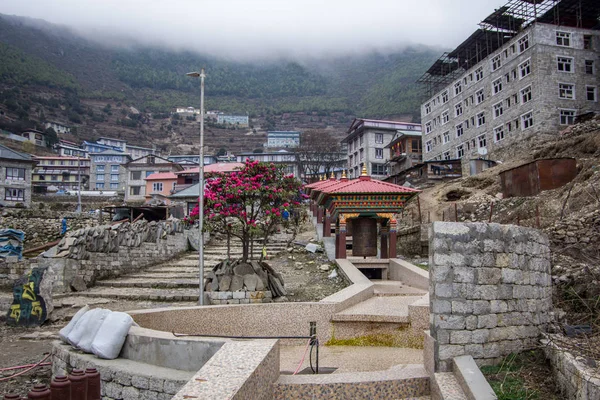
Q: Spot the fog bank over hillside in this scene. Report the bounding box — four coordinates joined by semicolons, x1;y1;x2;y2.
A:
0;0;504;61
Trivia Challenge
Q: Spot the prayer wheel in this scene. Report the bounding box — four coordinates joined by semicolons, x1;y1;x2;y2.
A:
351;217;377;257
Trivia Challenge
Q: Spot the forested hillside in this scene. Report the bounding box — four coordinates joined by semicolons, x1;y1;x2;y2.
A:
0;13;440;119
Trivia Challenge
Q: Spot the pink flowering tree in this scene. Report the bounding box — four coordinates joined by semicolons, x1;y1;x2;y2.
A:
190;160;301;262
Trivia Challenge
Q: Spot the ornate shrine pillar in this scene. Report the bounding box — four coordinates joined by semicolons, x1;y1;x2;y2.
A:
388;217;398;259
335;214;347;259
380;222;389;259
323;209;331;237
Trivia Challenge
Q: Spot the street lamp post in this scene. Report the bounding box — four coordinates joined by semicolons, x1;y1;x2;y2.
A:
187;69;206;305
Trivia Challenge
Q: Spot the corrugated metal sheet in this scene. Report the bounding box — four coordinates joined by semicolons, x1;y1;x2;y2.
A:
500;158;577;198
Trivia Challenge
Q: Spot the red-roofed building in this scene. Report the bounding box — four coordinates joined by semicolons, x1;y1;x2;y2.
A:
173;163;244;192
305;167;420;259
145;172;178;204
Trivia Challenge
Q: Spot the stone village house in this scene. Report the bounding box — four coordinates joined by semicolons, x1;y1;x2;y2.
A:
0;144;36;208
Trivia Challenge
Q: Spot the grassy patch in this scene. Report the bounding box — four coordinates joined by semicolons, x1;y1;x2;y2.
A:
480;351;559;400
325;328;424;349
416;263;429;271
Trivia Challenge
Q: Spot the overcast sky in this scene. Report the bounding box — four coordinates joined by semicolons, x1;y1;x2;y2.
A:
0;0;507;59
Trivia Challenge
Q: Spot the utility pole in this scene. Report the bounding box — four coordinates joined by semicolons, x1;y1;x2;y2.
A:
187;69;206;305
76;155;82;213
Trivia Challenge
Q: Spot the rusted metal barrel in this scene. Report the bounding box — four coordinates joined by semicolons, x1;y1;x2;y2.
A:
85;368;101;400
351;217;377;257
50;375;72;400
68;369;87;400
27;384;51;400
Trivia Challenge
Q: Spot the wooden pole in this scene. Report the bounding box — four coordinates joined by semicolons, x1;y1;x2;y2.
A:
536;205;540;228
454;203;458;222
22;240;61;255
417;196;422;224
488;202;493;223
442;211;445;221
428;211;431;223
517;215;520;226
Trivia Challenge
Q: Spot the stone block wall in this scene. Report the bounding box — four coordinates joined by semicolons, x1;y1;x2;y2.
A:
397;224;429;257
429;222;552;371
0;259;32;289
542;335;600;400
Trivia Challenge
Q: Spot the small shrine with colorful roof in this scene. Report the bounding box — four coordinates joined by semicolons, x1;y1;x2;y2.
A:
304;167;420;259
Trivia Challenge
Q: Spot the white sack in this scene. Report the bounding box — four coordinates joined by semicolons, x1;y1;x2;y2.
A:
67;308;108;349
91;311;134;359
77;308;111;353
59;305;89;343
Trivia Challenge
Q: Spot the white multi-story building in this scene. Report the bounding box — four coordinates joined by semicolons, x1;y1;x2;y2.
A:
342;119;422;180
217;114;249;127
44;122;71;134
418;0;600;164
266;131;301;148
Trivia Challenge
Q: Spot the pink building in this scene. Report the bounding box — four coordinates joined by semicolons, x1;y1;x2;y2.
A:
144;172;178;204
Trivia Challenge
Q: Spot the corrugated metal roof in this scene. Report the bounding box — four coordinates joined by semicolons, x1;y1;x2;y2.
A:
145;172;177;181
0;144;33;161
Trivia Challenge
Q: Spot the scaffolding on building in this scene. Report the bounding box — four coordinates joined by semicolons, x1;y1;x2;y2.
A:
417;0;600;97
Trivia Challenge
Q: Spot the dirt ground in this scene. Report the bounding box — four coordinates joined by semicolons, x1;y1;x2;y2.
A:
0;216;345;396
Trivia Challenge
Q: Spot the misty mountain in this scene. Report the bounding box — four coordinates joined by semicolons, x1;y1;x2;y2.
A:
0;13;440;119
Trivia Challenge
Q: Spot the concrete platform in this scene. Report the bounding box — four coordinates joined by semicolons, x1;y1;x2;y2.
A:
332;296;423;323
280;345;423;374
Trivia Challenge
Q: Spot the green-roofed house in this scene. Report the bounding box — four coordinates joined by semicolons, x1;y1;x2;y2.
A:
169;183;200;216
0;144;36;208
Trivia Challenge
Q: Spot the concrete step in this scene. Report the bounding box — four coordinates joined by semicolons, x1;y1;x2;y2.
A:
55;287;200;302
96;278;202;289
332;296;423;324
372;281;429;297
274;364;430;399
431;373;468;400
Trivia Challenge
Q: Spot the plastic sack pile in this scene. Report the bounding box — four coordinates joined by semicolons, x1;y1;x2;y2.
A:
0;229;25;259
59;306;134;359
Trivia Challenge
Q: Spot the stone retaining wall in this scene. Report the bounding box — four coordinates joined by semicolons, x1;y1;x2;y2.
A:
0;208;100;247
429;222;552;371
542;335;600;400
208;290;273;304
0;259;31;289
397;224;429;257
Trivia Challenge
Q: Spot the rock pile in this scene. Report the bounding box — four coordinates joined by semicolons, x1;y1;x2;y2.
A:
48;219;183;260
546;208;600;251
205;259;287;298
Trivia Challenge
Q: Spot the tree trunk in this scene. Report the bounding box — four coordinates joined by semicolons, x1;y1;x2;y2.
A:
242;231;249;262
227;230;231;260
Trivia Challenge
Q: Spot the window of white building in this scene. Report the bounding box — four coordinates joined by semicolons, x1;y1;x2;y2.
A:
559;83;575;99
456;123;464;138
456;144;465;158
556;31;571;47
476;89;485;104
492;78;503;95
477;112;486;127
587;86;597;102
426;140;432;153
475;67;484;81
443;131;450;143
494;126;505;142
493;102;504;118
521;111;533;129
491;55;502;71
557;56;573;72
478;134;487;149
519;59;531;78
518;35;529;52
455;103;463;117
559;109;576;125
520;85;532;103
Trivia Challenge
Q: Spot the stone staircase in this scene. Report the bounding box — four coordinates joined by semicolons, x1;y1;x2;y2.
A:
54;238;289;304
